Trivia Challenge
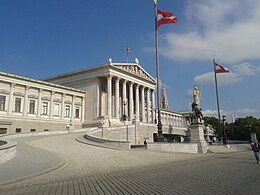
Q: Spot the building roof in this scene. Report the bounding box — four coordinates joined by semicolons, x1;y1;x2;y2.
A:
0;71;85;93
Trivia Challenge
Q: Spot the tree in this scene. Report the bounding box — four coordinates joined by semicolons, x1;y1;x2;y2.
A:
225;116;260;141
204;116;260;141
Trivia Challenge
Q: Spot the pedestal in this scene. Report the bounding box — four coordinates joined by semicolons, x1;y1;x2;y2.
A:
190;124;208;153
250;132;258;143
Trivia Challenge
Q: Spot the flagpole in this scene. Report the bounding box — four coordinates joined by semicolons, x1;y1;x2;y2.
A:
154;0;163;141
213;58;222;143
126;46;130;63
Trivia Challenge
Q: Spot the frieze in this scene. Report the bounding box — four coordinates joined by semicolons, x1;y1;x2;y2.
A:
41;96;50;101
28;94;38;99
114;65;154;82
0;89;9;95
64;100;72;104
75;102;82;106
53;99;62;103
13;92;25;97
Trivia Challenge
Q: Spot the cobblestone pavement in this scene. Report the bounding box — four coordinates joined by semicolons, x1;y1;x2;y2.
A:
0;133;259;195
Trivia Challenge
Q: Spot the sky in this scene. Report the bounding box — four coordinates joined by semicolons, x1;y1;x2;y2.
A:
1;0;260;122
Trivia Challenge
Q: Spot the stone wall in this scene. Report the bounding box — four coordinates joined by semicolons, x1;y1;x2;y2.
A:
147;142;198;153
0;117;82;134
0;140;17;164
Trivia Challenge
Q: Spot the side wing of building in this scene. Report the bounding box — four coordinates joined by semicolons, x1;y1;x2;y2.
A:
0;71;85;134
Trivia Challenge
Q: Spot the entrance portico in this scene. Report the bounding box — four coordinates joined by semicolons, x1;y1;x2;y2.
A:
45;58;156;125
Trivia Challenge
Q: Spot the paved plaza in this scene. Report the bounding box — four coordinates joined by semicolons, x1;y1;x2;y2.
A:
0;133;259;195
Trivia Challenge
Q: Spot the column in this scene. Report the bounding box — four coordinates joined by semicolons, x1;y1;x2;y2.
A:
135;84;139;120
81;96;85;122
94;84;100;118
151;89;155;123
8;83;15;115
49;91;54;119
61;93;65;119
115;77;120;118
141;86;145;122
146;88;150;123
23;86;29;116
122;80;127;118
129;82;133;121
37;89;42;118
106;75;112;118
71;95;75;121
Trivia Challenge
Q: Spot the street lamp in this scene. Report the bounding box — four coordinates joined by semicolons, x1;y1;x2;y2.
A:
122;101;128;122
222;115;227;145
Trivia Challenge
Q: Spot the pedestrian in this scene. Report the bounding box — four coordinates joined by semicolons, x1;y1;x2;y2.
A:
251;142;259;164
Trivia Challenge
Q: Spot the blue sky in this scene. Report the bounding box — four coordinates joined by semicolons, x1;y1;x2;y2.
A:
1;0;260;121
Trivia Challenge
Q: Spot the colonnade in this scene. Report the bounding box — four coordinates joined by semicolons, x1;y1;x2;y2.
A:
6;82;85;122
106;75;155;123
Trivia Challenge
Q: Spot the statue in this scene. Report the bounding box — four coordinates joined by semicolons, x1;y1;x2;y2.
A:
190;85;203;124
160;84;169;110
193;85;200;106
108;58;113;65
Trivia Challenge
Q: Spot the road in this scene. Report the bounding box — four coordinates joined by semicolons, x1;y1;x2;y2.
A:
0;133;259;195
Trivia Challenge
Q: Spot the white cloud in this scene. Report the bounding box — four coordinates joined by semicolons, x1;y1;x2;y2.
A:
232;63;260;77
160;0;260;63
194;62;260;86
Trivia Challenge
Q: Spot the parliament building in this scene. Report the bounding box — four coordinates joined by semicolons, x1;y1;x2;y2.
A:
0;58;189;142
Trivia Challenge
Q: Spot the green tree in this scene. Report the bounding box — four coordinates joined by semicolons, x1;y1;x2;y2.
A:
225;116;260;141
204;116;260;141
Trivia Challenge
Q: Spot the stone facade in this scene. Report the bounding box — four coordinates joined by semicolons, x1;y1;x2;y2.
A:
45;59;157;126
0;71;85;134
0;59;189;139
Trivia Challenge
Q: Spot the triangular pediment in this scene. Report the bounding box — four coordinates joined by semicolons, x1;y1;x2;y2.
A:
112;63;155;82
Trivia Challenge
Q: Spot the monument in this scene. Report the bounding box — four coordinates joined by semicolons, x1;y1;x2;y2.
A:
189;85;208;153
160;84;169;110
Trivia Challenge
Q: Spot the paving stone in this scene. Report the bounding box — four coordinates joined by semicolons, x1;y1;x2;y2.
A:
0;133;259;194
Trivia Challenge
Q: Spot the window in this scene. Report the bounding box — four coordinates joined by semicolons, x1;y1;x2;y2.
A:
53;103;60;116
75;107;80;118
0;95;6;111
42;102;48;115
31;129;36;132
65;105;70;117
14;98;21;112
29;100;35;114
0;128;7;134
16;128;21;133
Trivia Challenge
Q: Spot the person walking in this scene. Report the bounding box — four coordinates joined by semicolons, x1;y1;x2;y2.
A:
251;142;259;164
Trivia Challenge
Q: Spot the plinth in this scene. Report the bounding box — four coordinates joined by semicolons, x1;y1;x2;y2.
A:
190;124;208;153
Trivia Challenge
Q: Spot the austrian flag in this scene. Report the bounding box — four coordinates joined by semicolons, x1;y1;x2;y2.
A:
157;9;177;27
215;63;229;74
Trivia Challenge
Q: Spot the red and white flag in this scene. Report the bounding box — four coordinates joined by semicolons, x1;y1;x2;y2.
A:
215;63;229;74
157;9;177;27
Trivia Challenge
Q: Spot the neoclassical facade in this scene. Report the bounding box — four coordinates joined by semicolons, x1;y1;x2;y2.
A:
45;59;157;126
0;71;85;134
0;59;189;137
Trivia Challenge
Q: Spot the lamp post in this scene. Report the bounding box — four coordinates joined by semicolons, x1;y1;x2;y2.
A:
122;101;128;122
222;115;227;145
154;109;157;124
